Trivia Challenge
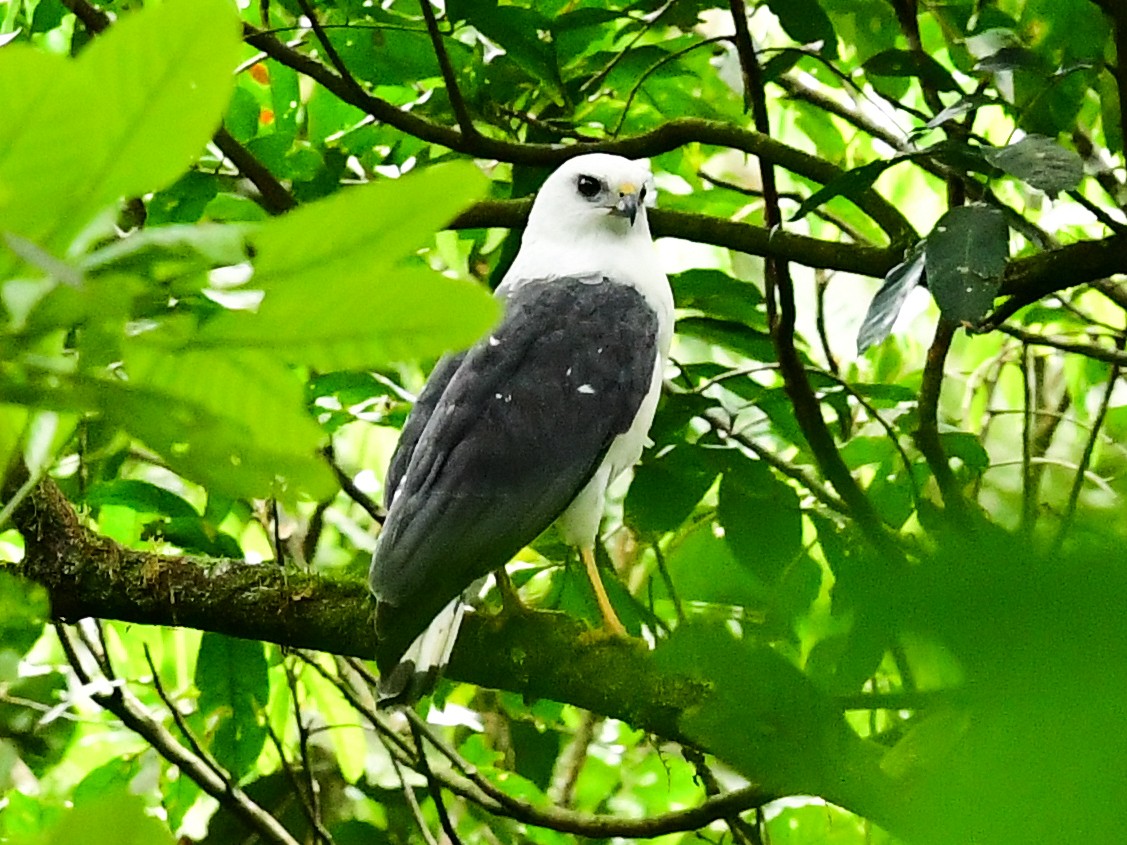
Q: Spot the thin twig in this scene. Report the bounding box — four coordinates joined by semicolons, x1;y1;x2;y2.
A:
995;324;1127;366
1053;346;1123;553
727;0;902;563
293;0;356;92
914;318;967;518
56;625;302;845
1020;343;1037;538
417;0;477;138
305;655;778;840
408;716;467;845
322;444;386;523
284;657;331;844
142;645;226;781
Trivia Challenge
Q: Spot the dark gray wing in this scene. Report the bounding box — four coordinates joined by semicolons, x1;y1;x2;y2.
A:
383;352;465;509
369;275;660;667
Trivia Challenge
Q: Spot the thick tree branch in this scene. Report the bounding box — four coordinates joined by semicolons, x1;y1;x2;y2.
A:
8;473;909;836
240;22;915;245
11;475;699;741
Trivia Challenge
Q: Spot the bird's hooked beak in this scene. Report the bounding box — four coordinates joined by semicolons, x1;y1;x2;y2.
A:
611;182;641;226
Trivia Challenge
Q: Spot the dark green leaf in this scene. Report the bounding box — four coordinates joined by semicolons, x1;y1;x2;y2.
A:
863;49;961;91
654;620;844;795
985;135;1083;195
625;445;718;537
924;205;1009;324
83;479;198;519
764;0;837;56
939;431;990;473
790;159;896;223
672;268;765;328
714;453;803;583
677;316;775;362
0;570;48;657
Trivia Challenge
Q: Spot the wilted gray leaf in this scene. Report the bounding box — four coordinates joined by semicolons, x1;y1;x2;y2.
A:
857;242;926;353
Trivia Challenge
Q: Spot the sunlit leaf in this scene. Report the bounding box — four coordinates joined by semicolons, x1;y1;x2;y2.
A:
857;242;926;352
44;791;175;845
196;633;268;781
0;0;240;267
195;162;498;369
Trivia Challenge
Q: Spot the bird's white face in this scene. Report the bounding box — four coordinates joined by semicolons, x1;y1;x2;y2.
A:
527;153;657;238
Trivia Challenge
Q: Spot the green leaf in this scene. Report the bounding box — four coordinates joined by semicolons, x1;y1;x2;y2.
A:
625;445;718;537
118;343;335;500
764;0;837;56
715;453;803;583
677;316;776;362
0;0;241;264
790;159;897;223
671;268;765;327
195;162;499;369
857;241;926;352
863;49;962;91
924;205;1009;324
939;431;990;473
985;135;1084;196
654;620;843;795
0;570;48;657
83;223;251;279
82;479;198;520
660;519;768;608
45;792;175;845
196;633;269;780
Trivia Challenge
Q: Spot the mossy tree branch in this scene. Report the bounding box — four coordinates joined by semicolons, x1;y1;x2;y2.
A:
8;472;916;837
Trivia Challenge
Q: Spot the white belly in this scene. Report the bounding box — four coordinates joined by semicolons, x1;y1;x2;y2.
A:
558;350;664;548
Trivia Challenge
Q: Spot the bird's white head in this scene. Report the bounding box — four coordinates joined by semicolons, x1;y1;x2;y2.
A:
503;154;669;320
524;153;657;243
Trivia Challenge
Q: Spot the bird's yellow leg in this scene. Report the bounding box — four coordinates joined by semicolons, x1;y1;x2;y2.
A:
581;546;627;636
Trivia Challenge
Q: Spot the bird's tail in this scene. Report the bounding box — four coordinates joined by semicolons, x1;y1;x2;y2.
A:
376;576;488;706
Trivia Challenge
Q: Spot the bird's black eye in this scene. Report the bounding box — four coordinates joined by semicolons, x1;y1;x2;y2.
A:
639;185;648;202
576;174;602;199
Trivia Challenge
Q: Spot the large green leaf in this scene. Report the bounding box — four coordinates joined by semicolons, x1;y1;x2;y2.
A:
195;633;269;781
715;453;803;583
0;0;240;267
924;205;1008;324
44;791;175;845
654;620;846;797
195;162;499;369
625;445;718;538
118;342;335;500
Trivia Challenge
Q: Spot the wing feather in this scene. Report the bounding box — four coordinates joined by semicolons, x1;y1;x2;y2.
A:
369;275;659;665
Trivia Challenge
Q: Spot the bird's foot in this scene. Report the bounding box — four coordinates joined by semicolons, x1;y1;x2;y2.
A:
493;567;529;619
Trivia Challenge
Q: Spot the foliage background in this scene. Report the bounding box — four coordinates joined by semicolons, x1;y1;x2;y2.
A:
2;0;1126;843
